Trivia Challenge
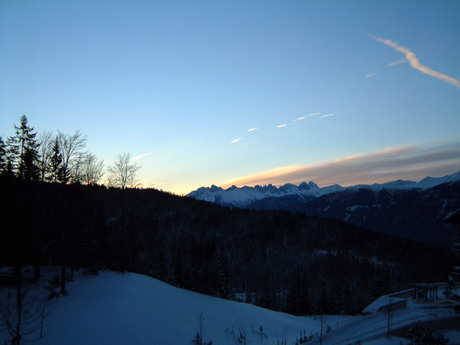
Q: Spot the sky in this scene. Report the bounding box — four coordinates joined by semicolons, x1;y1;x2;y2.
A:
1;0;459;195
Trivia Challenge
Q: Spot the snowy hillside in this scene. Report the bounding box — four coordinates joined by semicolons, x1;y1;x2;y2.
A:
187;171;460;208
2;271;323;345
2;271;458;345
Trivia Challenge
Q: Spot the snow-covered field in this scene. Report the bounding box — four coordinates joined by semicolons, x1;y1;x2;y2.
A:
1;271;459;344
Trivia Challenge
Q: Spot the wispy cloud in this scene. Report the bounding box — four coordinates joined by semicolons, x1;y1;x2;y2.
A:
131;152;152;161
277;124;287;128
248;127;259;132
294;113;320;121
389;58;407;67
294;116;308;121
320;113;335;118
366;58;406;79
220;143;460;188
230;137;242;144
369;35;460;88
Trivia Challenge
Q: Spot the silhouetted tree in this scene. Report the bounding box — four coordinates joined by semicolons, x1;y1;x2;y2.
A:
37;131;53;182
23;146;40;182
107;153;140;189
48;137;64;183
58;130;87;183
0;136;6;174
0;278;52;345
74;152;104;185
6;115;39;181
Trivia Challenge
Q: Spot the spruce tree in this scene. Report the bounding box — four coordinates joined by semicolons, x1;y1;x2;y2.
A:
6;134;19;175
23;145;40;182
0;136;6;174
48;137;64;182
7;115;39;181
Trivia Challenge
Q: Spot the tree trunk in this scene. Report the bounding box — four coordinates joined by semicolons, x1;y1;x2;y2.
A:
34;261;40;281
14;264;22;345
60;262;67;296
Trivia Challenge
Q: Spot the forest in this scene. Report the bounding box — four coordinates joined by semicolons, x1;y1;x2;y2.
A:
0;115;456;317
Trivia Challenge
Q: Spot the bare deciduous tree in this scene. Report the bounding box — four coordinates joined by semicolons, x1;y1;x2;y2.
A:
76;152;104;185
58;130;87;183
0;283;52;345
107;153;140;189
37;131;53;182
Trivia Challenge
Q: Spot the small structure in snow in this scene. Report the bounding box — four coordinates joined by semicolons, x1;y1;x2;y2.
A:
415;283;440;302
362;295;407;314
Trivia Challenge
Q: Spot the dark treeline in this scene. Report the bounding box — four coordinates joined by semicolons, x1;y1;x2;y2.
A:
0;174;455;315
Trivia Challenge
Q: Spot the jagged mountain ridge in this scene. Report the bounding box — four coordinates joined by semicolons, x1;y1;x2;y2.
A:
187;171;460;247
187;171;460;208
188;181;340;207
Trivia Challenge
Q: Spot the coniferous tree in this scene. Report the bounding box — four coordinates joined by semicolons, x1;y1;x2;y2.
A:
6;133;20;176
6;115;39;181
23;145;40;182
48;137;64;182
217;253;230;298
4;156;15;178
0;136;6;174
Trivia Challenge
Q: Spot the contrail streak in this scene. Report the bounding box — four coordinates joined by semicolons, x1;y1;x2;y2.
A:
370;35;460;88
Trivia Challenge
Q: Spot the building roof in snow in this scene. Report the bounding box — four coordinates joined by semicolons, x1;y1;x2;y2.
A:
363;295;407;314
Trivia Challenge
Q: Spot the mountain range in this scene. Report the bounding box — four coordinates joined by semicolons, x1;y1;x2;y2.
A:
188;171;460;207
187;171;460;247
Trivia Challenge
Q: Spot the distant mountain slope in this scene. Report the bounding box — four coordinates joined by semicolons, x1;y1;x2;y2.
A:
302;181;460;248
187;171;460;247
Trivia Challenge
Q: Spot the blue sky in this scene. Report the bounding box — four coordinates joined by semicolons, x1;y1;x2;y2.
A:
1;0;459;194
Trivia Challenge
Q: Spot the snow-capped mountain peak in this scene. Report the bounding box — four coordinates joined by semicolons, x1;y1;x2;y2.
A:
188;181;326;207
187;171;460;208
417;170;460;190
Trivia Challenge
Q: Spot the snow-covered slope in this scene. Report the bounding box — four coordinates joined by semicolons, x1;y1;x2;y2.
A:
2;271;457;345
417;170;460;189
9;271;321;345
187;171;460;208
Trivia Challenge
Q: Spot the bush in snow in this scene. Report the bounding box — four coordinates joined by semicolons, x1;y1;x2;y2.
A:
406;322;448;345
